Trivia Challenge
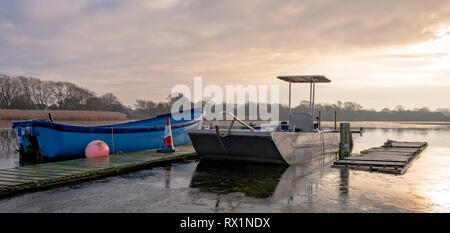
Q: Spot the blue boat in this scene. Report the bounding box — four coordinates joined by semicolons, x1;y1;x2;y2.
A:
12;109;204;163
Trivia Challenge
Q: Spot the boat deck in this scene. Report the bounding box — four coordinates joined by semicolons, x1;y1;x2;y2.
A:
332;140;428;174
0;145;198;199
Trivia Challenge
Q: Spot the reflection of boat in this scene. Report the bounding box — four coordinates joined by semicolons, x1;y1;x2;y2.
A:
189;75;341;165
12;109;203;162
190;160;288;198
272;152;337;202
189;153;337;202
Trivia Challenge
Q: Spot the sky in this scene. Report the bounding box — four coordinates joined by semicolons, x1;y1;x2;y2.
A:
1;0;450;110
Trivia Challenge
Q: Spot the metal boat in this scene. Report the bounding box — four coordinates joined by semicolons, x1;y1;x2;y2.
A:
188;75;341;165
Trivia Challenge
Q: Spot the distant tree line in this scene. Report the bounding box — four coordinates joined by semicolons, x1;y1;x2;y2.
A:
1;74;450;121
0;74;125;112
0;74;181;119
285;100;450;121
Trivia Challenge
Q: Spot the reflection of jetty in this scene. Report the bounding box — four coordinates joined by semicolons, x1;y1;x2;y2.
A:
333;140;428;174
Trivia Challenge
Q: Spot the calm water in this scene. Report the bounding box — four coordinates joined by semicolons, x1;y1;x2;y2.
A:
0;121;449;212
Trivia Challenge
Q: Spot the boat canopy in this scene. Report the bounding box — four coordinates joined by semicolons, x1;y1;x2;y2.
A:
277;75;331;122
277;75;331;83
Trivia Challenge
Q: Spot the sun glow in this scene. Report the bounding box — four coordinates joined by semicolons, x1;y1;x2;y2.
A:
402;26;450;72
366;25;450;87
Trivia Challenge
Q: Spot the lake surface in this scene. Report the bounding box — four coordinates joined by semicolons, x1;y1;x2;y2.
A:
0;121;449;212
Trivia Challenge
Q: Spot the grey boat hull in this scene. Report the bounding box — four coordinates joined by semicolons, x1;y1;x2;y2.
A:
188;129;340;165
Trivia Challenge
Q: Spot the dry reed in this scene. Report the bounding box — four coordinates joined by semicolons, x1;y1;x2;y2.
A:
0;109;127;121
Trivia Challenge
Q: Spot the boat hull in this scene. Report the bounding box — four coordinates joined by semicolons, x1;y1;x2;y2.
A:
189;130;286;164
188;129;340;165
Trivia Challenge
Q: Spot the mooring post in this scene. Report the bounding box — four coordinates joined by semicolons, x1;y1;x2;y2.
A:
334;111;337;130
339;123;351;159
318;111;321;130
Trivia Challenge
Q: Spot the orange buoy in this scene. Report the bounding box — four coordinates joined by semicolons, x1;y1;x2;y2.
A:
85;140;110;158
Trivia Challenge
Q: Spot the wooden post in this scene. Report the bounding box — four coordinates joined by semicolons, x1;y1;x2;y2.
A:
334;111;337;130
288;81;291;116
339;123;351;159
318;111;321;130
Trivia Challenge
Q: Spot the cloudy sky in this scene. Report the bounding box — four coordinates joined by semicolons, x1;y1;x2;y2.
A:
1;0;450;110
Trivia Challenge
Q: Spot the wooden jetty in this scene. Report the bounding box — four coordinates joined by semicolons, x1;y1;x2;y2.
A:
0;145;197;199
333;140;428;174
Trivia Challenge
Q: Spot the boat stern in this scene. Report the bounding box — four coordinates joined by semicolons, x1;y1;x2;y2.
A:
12;120;44;164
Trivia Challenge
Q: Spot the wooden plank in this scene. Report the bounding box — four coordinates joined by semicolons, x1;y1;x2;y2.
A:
0;173;45;181
367;147;418;153
24;166;90;173
333;164;401;174
0;169;67;178
39;165;109;172
16;167;84;175
0;176;37;184
344;156;409;162
365;151;413;155
0;180;29;186
49;163;113;170
364;152;413;157
335;160;405;167
390;142;427;148
108;156;153;163
111;155;158;162
59;161;112;169
359;154;412;160
58;157;113;165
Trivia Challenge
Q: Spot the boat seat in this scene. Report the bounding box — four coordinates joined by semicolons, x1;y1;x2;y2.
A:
288;112;313;132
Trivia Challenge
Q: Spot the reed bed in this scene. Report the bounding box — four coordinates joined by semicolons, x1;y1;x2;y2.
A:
0;109;127;121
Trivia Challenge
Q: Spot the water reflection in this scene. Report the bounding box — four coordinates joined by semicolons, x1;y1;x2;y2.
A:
189;160;288;212
0;129;18;157
164;166;173;189
0;129;19;169
338;168;350;207
272;152;337;210
190;160;288;199
190;152;340;211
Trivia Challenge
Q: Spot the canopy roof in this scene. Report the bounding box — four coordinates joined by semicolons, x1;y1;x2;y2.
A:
277;75;331;83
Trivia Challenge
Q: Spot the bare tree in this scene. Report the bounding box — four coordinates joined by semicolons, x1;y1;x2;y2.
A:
29;78;53;109
0;74;19;108
50;81;71;108
15;76;34;108
100;93;120;106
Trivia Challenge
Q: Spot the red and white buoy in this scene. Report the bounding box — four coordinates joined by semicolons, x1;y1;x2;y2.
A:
157;118;176;153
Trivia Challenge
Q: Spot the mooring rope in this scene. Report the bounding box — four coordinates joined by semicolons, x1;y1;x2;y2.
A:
111;127;115;154
214;111;255;138
215;119;235;138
